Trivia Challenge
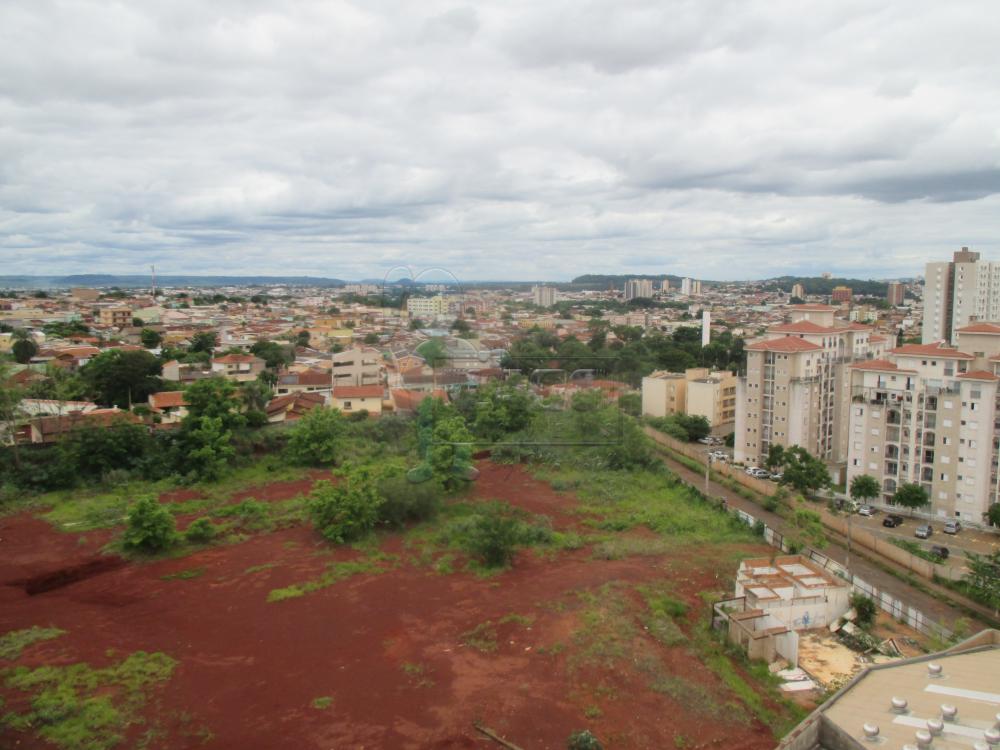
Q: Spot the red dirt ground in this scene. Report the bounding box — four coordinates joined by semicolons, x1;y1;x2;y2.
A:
1;462;778;750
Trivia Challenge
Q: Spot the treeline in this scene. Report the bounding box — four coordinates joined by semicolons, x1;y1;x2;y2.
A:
501;326;745;386
763;276;891;296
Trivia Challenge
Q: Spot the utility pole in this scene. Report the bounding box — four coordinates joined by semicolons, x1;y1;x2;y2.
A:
150;264;156;298
704;453;712;495
845;508;853;578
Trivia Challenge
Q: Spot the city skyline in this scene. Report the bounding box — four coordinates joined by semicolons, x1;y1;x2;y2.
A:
3;1;1000;280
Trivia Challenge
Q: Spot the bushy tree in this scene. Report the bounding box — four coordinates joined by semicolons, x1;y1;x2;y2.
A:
64;417;152;480
140;329;162;349
765;444;786;471
892;482;929;516
308;469;382;543
777;446;831;495
121;495;177;553
471;383;535;441
80;349;163;408
249;340;293;370
286;407;346;465
188;331;218;353
184;416;235;481
429;416;474;489
850;474;880;504
12;338;37;364
988;503;1000;528
183;377;245;432
0;365;25;469
850;592;877;627
963;550;1000;615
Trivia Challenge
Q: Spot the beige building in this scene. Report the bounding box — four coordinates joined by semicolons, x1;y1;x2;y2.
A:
846;326;1000;525
332;348;382;387
734;305;887;475
777;629;1000;750
98;306;132;328
642;367;738;428
923;247;1000;344
331;385;383;416
71;288;101;302
210;354;266;382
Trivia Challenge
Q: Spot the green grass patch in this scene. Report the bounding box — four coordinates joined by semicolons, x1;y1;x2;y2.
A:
244;562;280;575
461;622;499;653
266;558;384;602
0;627;66;661
310;696;333;709
636;584;688;647
0;650;177;750
160;568;204;581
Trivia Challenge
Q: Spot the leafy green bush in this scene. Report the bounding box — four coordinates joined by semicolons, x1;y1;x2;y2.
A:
308;470;382;543
568;730;603;750
286;407;347;466
214;499;270;531
442;501;553;568
376;474;442;529
850;592;877;628
121;495;177;553
184;517;218;544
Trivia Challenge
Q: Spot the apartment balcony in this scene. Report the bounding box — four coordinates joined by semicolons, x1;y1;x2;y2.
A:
886;427;901;443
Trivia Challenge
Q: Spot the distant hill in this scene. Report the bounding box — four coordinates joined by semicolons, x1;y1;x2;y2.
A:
569;274;690;290
0;274;347;289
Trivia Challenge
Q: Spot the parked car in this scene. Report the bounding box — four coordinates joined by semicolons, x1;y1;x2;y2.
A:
698;437;714;445
883;514;904;528
769;472;784;481
915;524;933;539
943;520;962;535
858;505;877;517
745;466;761;476
750;468;770;479
709;451;728;462
929;545;950;560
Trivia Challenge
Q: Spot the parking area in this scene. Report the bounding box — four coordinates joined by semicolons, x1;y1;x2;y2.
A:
849;510;1000;565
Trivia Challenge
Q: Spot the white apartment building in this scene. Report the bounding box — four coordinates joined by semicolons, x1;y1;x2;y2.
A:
623;279;654;301
680;278;701;296
734;305;888;475
846;325;1000;524
532;285;557;307
923;247;1000;344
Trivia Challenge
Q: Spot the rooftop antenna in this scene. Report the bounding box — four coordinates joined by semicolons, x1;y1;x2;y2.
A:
150;264;156;298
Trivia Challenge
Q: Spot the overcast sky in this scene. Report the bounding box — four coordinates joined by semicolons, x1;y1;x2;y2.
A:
2;1;999;281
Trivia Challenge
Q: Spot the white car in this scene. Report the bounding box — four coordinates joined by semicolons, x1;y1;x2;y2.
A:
709;451;728;462
750;468;770;479
858;505;876;517
745;466;760;476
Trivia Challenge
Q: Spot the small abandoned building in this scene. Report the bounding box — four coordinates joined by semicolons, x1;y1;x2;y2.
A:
716;555;851;665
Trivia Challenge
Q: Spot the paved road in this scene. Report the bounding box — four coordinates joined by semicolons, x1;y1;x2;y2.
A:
656;449;992;630
849;512;1000;569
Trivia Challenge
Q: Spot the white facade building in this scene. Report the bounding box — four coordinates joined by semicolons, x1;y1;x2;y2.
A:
923;247;1000;344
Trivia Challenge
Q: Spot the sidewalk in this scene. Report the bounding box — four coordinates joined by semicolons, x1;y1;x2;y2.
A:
652;445;997;630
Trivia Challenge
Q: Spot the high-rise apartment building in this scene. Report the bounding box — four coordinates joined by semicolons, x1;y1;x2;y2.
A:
624;279;654;301
791;283;805;299
680;278;701;296
923;248;1000;344
831;286;852;303
846;324;1000;523
532;285;556;307
886;281;905;307
734;305;889;475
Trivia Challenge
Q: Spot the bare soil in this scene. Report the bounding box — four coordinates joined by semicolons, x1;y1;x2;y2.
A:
0;462;780;750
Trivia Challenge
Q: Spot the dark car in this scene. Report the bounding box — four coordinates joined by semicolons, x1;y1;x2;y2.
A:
883;514;904;528
930;545;950;560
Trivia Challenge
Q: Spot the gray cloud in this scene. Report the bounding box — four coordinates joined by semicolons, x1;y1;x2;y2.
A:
1;0;999;280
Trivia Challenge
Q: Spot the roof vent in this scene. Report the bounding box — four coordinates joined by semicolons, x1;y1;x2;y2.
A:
927;663;943;678
863;724;880;741
915;730;933;748
985;728;1000;746
892;697;909;713
926;719;943;736
941;704;958;722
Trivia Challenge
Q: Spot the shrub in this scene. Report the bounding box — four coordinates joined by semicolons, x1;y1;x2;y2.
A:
308;470;382;543
184;517;218;544
121;495;177;553
568;730;603;750
214;499;271;531
850;592;877;628
286;407;346;466
445;502;552;568
376;474;442;529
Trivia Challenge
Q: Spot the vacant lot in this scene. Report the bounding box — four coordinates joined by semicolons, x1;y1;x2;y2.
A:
1;461;795;749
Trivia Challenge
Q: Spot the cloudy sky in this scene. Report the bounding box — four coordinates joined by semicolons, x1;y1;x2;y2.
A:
2;1;999;281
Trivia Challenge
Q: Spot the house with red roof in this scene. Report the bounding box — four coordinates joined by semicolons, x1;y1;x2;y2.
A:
331;385;384;416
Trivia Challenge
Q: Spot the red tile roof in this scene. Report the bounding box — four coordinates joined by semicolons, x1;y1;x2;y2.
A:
149;391;188;409
851;359;915;373
789;304;838;311
767;321;840;334
957;322;1000;334
889;342;974;359
745;337;823;353
278;370;332;386
265;391;326;417
957;370;999;381
332;385;383;398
